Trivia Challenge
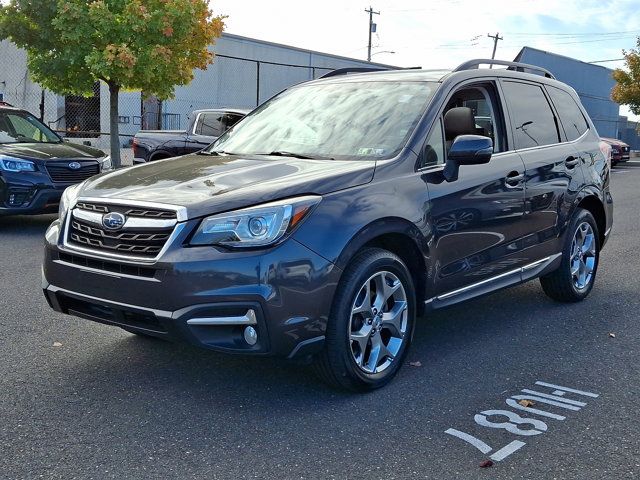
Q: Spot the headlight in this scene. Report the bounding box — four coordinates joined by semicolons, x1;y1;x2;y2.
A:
58;183;82;221
190;195;321;248
99;155;113;171
0;155;36;172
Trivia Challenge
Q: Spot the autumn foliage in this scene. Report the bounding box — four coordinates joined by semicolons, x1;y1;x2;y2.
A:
612;38;640;116
0;0;225;167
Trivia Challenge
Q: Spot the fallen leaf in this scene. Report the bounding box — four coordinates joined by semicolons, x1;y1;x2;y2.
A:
518;399;535;407
52;342;63;347
409;361;422;367
479;460;494;468
609;333;616;338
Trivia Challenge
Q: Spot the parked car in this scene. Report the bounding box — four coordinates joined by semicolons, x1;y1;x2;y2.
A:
132;108;250;164
0;102;111;216
601;137;630;166
43;60;612;391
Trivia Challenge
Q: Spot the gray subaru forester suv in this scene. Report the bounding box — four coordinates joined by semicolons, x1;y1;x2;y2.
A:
43;60;613;391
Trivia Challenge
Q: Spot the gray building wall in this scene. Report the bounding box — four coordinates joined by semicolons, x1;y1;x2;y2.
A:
618;116;640;150
163;33;393;126
515;47;620;138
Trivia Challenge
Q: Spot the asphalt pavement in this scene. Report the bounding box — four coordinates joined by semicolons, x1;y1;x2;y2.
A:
1;162;640;479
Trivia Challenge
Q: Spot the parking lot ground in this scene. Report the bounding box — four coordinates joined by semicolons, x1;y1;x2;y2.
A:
1;165;639;479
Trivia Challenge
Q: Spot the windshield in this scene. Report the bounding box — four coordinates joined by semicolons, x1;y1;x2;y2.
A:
208;81;437;160
0;111;61;144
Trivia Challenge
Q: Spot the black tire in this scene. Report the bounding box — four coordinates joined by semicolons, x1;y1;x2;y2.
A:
313;248;416;391
540;208;600;302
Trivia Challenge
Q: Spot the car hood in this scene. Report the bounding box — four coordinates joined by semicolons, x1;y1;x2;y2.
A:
79;153;375;219
0;141;104;161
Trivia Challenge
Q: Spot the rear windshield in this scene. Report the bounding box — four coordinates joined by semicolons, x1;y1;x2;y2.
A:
208;81;437;160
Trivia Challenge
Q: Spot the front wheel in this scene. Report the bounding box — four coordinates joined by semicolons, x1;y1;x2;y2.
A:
313;248;416;391
540;208;600;302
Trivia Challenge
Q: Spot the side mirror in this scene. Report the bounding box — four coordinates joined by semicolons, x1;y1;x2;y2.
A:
443;135;493;182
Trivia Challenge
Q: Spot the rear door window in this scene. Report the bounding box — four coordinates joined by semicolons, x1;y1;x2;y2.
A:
546;86;589;141
501;81;560;149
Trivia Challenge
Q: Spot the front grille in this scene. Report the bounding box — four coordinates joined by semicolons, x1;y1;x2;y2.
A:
46;162;100;183
67;203;177;259
58;252;157;278
75;201;177;219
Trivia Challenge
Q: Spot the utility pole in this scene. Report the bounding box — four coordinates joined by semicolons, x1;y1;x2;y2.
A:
365;6;380;62
487;32;503;61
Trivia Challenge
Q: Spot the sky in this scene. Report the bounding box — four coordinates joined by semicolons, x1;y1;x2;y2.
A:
212;0;640;118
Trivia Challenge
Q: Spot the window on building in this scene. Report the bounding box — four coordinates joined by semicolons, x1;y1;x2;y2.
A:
501;81;560;149
546;86;589;142
64;82;100;138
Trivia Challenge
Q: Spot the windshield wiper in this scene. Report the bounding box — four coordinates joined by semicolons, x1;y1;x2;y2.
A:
255;151;335;160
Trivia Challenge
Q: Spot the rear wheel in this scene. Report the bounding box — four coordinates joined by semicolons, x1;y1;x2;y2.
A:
540;208;599;302
313;248;416;391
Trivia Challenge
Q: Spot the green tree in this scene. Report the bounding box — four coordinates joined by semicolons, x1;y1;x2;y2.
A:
0;0;224;168
612;39;640;116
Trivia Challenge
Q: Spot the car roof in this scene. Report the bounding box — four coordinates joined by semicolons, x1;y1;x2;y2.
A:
0;104;28;113
192;108;251;115
303;64;574;93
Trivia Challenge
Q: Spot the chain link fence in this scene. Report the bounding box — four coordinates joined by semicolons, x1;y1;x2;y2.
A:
0;40;341;166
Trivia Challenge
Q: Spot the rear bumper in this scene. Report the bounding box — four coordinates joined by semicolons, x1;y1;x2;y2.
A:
42;219;340;359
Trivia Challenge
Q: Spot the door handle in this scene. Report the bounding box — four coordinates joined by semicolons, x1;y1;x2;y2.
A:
565;156;580;168
505;172;525;187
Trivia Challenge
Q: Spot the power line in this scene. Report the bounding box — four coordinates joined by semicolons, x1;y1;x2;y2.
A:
504;30;640;37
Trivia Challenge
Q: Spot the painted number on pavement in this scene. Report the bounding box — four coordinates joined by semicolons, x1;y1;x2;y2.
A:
445;381;599;462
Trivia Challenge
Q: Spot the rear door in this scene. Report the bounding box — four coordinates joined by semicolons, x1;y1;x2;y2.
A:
500;80;585;260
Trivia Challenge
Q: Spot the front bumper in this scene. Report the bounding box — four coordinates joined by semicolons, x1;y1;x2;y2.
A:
0;172;67;215
42;218;340;359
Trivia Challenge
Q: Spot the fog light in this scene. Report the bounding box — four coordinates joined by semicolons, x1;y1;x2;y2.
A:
244;326;258;345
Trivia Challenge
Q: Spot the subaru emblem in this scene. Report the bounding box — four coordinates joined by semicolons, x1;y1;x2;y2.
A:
102;212;126;230
68;161;81;170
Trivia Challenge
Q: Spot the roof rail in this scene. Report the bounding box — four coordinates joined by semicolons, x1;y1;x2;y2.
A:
454;59;556;79
319;67;389;79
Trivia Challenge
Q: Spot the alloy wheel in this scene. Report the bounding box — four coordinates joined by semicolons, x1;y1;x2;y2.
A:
570;221;597;290
349;271;408;374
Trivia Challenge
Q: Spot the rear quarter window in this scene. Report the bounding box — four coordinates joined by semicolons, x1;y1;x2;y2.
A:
546;86;589;141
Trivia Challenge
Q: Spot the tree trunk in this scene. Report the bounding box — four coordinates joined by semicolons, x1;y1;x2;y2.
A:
108;82;122;169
